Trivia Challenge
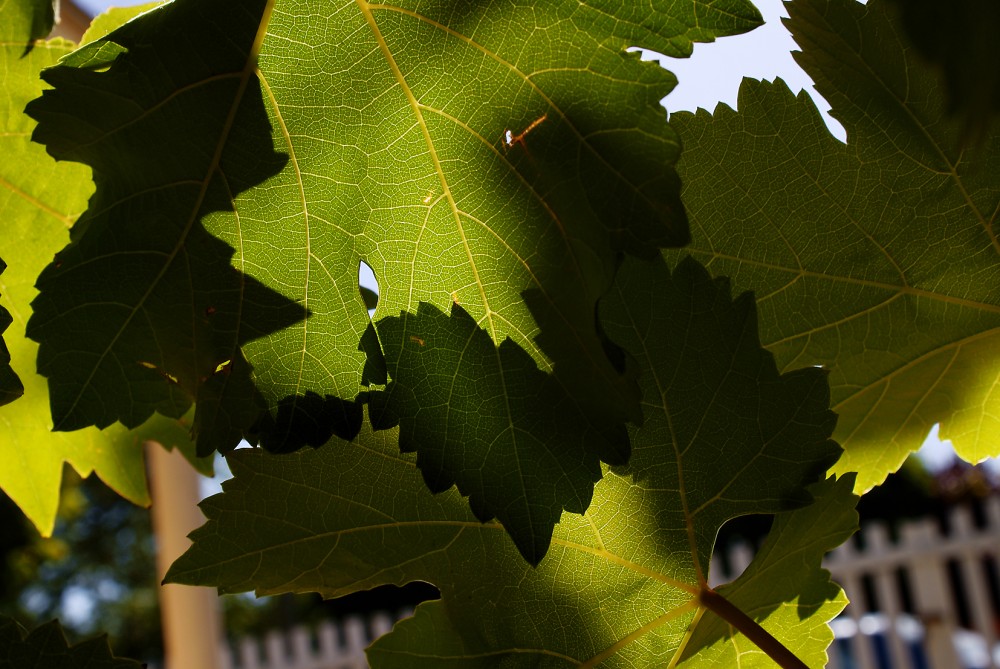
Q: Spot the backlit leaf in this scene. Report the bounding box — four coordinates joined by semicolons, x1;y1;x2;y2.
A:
884;0;1000;144
24;0;761;454
678;475;857;668
668;0;1000;490
370;301;628;562
168;255;842;665
24;0;761;550
0;0;207;534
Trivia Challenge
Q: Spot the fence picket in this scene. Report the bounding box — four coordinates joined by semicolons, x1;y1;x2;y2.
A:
866;523;913;669
902;520;964;668
828;540;880;669
199;610;412;669
953;506;999;668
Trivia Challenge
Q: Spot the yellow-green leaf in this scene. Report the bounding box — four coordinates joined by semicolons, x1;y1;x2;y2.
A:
0;0;206;534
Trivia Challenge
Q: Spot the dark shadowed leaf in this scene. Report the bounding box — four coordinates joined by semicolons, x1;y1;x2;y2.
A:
370;301;626;563
884;0;1000;144
26;0;307;453
0;260;24;407
0;0;206;534
0;616;143;669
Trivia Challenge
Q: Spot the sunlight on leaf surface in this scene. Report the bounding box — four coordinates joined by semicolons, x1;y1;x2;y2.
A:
23;0;762;450
24;0;760;549
678;476;857;668
669;0;1000;490
168;256;844;666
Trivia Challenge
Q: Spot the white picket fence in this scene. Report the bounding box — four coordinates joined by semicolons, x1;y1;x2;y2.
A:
166;609;408;669
713;496;1000;668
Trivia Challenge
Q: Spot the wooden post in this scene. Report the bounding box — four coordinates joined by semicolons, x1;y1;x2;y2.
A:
147;442;225;669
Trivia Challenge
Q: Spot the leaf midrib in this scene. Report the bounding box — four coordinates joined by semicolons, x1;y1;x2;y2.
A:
694;249;1000;316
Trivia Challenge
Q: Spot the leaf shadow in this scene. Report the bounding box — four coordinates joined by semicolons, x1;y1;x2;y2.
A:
24;0;310;454
367;301;626;565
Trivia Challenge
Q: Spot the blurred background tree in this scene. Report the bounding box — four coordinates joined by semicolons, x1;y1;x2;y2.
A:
0;465;438;662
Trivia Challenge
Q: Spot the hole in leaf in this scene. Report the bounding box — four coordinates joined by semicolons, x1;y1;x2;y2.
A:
709;514;774;585
359;260;378;315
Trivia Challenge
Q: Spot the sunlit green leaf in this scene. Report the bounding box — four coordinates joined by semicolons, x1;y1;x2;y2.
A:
168;256;841;665
24;0;761;454
678;475;857;668
24;0;761;550
668;0;1000;490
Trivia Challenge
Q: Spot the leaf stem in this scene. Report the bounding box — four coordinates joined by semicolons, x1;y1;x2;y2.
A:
698;587;808;669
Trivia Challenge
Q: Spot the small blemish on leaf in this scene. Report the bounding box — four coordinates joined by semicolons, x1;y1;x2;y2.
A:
138;361;179;385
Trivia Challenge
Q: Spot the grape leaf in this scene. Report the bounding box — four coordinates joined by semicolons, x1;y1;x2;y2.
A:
884;0;1000;144
0;616;143;669
368;477;855;668
80;2;163;44
677;475;857;668
17;0;55;44
0;259;25;406
167;255;842;665
25;0;307;449
24;0;761;459
0;0;208;534
667;0;1000;491
369;301;628;562
24;0;761;554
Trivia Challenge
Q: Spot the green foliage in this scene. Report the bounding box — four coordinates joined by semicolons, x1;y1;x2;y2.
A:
0;260;24;408
24;0;764;560
679;476;857;668
0;615;142;669
669;0;1000;491
167;256;851;665
0;0;995;665
0;0;211;535
885;0;1000;143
